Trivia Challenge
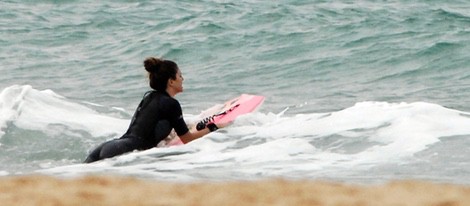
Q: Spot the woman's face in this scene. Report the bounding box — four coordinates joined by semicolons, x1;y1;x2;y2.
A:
170;69;184;93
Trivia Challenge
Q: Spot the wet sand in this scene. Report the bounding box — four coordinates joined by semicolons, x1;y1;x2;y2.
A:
0;175;468;206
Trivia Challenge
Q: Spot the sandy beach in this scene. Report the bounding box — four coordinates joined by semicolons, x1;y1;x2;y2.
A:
0;175;468;206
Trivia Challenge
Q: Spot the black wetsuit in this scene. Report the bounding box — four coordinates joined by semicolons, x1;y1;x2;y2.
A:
84;90;189;163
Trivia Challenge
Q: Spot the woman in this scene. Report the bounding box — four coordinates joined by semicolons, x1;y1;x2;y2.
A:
84;57;223;163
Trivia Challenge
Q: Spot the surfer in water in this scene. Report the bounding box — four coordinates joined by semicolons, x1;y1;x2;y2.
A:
84;57;224;163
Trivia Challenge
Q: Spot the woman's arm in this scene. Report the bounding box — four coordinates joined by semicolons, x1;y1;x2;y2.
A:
178;127;211;143
178;122;229;144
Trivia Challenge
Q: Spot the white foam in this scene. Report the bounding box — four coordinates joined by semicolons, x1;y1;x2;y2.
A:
283;101;470;165
33;98;470;180
0;85;128;139
206;101;470;171
0;85;29;137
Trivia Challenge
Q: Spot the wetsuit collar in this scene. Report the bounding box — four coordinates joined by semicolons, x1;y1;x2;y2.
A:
156;90;172;97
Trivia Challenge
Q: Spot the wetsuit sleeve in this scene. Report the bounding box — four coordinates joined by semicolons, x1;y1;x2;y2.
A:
169;100;189;136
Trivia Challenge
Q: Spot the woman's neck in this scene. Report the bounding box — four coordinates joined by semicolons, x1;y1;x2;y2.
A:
165;88;177;97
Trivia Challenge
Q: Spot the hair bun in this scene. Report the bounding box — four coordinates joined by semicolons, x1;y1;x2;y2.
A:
144;57;163;73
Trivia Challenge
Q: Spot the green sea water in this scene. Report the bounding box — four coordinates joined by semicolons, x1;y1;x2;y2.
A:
0;0;469;183
2;0;470;112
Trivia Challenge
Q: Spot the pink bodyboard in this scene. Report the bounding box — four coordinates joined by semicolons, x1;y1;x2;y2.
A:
211;94;265;125
163;94;264;146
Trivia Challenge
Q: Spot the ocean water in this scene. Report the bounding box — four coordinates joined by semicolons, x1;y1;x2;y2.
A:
1;0;469;184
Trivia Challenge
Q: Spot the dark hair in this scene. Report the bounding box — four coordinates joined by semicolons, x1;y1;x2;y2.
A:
143;57;179;91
